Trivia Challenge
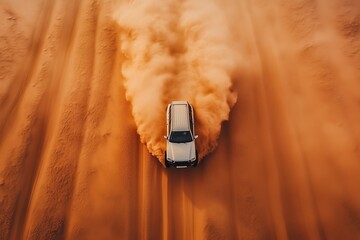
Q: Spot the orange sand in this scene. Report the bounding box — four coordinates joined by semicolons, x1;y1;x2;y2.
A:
1;0;360;239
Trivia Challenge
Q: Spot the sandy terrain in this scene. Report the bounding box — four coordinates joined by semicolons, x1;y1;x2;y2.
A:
1;0;360;239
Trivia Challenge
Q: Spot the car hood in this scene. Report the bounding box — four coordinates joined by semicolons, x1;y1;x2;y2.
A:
167;141;196;162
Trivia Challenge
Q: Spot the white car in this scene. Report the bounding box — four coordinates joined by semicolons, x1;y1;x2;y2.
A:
164;101;198;168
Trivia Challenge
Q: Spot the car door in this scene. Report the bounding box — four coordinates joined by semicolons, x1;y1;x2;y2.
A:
188;104;195;135
166;104;171;136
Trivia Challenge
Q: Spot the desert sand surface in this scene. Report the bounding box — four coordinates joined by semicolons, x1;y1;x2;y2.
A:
1;0;360;239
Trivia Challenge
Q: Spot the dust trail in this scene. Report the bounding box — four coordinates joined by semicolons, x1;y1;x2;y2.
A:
114;0;238;162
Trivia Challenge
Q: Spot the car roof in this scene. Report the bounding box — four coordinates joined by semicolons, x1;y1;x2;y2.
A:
171;102;190;131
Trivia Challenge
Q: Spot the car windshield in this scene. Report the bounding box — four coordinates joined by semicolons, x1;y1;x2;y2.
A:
169;131;193;143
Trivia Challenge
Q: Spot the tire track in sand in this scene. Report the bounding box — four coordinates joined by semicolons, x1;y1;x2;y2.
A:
242;0;327;239
0;1;55;239
63;0;138;238
0;0;54;141
19;0;97;239
2;1;82;239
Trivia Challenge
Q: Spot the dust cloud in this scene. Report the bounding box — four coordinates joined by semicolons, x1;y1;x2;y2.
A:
113;0;238;161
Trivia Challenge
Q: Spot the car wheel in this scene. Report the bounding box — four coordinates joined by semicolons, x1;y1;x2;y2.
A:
164;151;170;168
193;151;199;167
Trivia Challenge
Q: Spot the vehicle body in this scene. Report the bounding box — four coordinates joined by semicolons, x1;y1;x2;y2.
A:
164;101;198;168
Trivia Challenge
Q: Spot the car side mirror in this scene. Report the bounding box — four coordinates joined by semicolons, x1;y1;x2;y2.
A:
194;135;198;139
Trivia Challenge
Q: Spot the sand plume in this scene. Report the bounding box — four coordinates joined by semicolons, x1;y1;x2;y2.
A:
113;0;238;162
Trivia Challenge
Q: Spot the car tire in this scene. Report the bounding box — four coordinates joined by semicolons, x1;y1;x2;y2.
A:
164;151;170;168
193;151;199;167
